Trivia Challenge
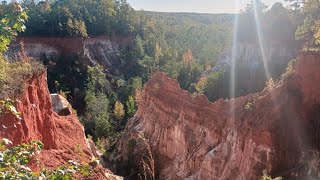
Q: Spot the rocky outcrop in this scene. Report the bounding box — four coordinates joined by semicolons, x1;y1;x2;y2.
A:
113;52;320;179
51;93;73;116
0;72;121;179
6;36;130;77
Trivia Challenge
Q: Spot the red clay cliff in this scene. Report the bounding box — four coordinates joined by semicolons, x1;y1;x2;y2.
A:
0;72;121;179
113;52;320;180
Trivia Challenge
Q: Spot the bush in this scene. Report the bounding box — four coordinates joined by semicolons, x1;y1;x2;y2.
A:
0;138;91;179
261;170;282;180
0;55;45;99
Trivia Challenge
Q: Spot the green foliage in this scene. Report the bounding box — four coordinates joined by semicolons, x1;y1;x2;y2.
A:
0;139;90;179
83;65;114;139
0;55;45;99
195;77;206;94
178;63;203;91
85;91;113;139
294;0;320;47
0;2;27;52
122;12;233;90
0;139;43;179
120;76;142;101
126;96;136;118
0;2;43;100
96;138;110;155
8;0;138;37
86;65;110;94
44;55;87;111
202;69;225;100
0;99;21;120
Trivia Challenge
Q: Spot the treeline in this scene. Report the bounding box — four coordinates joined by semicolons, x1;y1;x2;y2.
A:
5;0;138;37
237;2;300;45
196;0;320;102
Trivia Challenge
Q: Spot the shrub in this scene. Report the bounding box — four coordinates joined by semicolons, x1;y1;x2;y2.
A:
261;170;282;180
0;99;21;120
0;138;91;179
0;55;45;99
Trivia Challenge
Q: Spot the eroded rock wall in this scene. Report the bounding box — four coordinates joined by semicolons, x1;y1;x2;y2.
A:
113;52;320;180
0;72;121;179
6;36;130;77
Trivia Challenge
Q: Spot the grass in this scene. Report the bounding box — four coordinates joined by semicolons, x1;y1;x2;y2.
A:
0;52;45;99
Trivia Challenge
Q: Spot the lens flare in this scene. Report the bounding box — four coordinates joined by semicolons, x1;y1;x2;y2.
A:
230;0;240;117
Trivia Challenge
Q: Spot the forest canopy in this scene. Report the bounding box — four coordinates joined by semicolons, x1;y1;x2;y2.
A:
4;0;139;37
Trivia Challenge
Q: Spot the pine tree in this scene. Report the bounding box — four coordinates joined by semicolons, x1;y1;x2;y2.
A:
126;96;136;117
114;100;125;120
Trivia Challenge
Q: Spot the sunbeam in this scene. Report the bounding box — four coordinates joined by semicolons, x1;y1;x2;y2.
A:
230;0;240;117
253;0;271;80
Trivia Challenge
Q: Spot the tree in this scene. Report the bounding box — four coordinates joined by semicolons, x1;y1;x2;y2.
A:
203;69;225;101
84;66;113;139
243;0;267;14
294;0;320;47
86;65;109;94
0;2;28;52
285;0;305;10
114;100;125;120
126;96;136;117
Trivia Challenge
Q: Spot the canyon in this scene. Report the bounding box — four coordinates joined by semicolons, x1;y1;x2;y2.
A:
0;71;121;179
0;39;312;180
112;52;320;180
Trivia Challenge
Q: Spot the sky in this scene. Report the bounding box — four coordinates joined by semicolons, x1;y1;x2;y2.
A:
127;0;287;14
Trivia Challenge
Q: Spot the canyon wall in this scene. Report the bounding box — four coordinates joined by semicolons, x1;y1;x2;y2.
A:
113;52;320;180
6;36;130;77
0;72;121;179
204;42;300;101
219;42;298;65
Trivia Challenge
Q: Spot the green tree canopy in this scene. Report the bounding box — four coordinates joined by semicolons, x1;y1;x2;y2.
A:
0;2;28;51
